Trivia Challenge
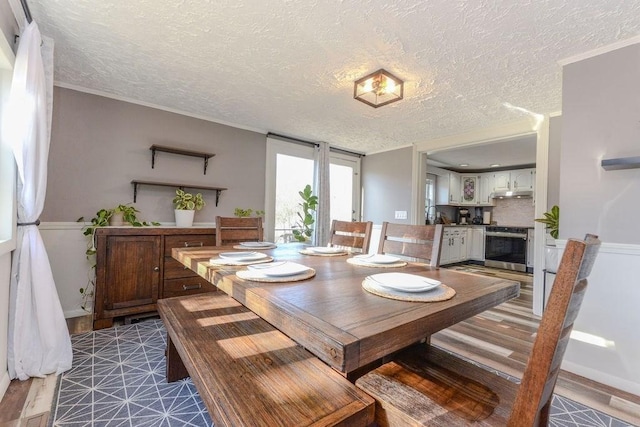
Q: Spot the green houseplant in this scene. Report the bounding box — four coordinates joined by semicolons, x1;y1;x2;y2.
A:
173;189;205;227
233;208;265;218
535;205;559;239
292;184;318;242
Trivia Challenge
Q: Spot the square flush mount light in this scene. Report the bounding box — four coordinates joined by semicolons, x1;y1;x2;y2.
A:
354;69;404;108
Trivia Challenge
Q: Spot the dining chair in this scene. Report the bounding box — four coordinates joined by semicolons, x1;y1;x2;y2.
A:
328;220;373;253
356;234;601;427
215;216;263;246
377;222;444;266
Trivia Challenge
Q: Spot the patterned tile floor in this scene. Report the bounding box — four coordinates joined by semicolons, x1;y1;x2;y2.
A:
49;319;636;427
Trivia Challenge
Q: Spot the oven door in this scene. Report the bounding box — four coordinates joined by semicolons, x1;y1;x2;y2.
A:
485;232;527;272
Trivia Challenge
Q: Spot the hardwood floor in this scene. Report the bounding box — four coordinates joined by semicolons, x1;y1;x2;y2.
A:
435;264;640;426
1;266;639;425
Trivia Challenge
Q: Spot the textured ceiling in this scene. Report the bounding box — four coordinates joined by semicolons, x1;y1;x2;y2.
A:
28;0;640;154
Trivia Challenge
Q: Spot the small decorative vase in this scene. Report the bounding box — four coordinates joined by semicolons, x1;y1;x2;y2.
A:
109;212;125;226
175;209;195;227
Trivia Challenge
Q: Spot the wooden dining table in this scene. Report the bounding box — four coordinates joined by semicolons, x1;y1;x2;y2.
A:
172;243;520;378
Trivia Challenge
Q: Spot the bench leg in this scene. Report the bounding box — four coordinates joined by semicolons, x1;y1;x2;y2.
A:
166;334;189;382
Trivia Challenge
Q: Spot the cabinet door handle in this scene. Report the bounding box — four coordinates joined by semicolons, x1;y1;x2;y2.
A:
184;241;203;247
182;284;202;291
153;266;159;271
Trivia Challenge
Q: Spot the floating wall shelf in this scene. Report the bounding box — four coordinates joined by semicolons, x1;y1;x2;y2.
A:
131;180;227;206
150;145;216;175
601;156;640;171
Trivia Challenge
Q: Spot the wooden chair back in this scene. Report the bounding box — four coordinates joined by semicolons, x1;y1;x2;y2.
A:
508;233;601;425
216;216;263;246
328;220;373;253
355;234;601;426
377;222;444;266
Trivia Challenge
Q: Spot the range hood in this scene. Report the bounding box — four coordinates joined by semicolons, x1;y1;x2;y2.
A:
490;190;534;199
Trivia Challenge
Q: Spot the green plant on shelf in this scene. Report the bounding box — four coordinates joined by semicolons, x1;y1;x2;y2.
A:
173;189;205;211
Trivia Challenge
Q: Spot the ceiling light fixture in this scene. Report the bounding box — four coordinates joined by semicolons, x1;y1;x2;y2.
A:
459;163;469;167
354;69;404;108
490;163;501;168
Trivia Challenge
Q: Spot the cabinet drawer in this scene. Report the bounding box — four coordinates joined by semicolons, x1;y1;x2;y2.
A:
164;234;215;256
162;277;215;299
164;257;200;279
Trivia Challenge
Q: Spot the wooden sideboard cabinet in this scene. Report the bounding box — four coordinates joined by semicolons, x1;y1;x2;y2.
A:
93;227;216;330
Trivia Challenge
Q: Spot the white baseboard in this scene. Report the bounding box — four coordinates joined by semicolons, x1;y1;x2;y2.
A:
562;360;640;396
65;308;91;319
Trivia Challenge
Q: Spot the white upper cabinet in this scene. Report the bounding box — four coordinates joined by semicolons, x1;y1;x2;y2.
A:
479;173;495;205
436;171;461;205
491;168;535;192
459;175;479;205
512;168;535;191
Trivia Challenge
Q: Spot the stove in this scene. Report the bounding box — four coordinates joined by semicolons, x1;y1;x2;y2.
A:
485;226;528;272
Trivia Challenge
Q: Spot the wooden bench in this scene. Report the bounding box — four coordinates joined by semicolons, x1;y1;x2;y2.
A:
158;293;375;427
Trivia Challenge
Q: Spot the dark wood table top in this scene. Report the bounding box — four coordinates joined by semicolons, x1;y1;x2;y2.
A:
172;244;520;375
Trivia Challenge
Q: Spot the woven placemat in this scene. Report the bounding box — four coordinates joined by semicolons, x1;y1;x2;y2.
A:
209;256;274;266
347;258;407;268
233;244;277;250
236;268;316;282
299;249;348;257
362;279;456;302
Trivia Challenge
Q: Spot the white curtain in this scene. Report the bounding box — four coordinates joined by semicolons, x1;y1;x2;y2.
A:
314;142;331;246
5;21;72;380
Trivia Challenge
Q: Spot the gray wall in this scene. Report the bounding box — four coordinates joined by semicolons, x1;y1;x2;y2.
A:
43;87;266;223
362;147;413;224
560;43;640;243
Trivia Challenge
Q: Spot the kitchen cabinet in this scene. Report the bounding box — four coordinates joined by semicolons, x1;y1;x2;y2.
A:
478;173;495;205
440;227;467;265
459;174;495;206
436;171;461;205
468;227;485;261
94;227;216;330
459;175;479;205
491;168;535;192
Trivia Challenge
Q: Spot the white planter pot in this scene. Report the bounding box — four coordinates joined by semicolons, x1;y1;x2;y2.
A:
175;209;195;227
109;212;125;226
544;244;562;273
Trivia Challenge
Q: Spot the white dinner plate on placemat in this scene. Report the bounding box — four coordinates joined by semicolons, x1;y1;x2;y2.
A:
353;254;400;264
366;273;441;293
247;261;311;277
219;251;268;262
309;246;345;254
239;241;275;248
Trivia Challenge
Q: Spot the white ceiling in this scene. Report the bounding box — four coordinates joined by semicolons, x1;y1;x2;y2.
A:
28;0;640;154
427;133;537;171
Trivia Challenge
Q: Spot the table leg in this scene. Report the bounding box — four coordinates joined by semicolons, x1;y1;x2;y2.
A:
166;334;189;382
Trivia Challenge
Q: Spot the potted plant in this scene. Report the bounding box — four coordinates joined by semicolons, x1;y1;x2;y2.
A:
233;208;265;218
173;189;205;227
535;205;560;272
292;184;318;242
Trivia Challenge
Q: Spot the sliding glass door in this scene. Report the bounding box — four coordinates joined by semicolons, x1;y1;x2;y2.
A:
265;137;362;243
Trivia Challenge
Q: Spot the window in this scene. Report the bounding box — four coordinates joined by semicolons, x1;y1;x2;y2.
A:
0;33;16;254
265;137;315;243
265;136;362;243
329;153;361;222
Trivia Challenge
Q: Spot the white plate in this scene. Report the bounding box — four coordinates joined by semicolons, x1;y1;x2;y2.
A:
219;251;268;261
354;254;400;264
367;273;441;293
239;241;275;247
308;246;345;254
247;262;310;277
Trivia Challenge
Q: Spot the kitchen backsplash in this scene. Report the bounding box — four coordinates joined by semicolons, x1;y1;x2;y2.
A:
490;197;535;227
